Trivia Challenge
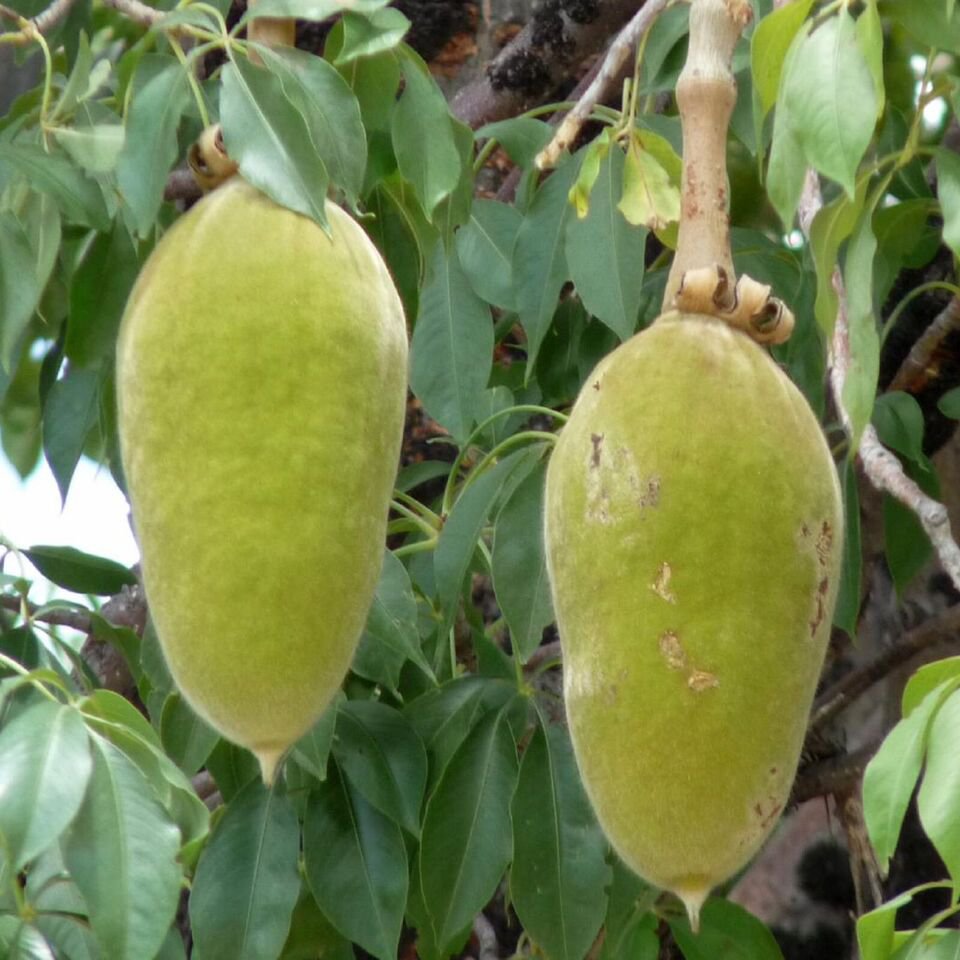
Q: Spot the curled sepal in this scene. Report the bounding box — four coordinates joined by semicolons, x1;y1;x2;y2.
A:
188;124;239;193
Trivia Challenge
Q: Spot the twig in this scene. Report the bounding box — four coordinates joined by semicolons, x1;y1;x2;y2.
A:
0;0;76;43
810;604;960;731
888;295;960;393
535;0;672;170
471;913;500;960
796;164;960;594
100;0;162;28
0;592;93;632
523;638;561;673
0;581;146;637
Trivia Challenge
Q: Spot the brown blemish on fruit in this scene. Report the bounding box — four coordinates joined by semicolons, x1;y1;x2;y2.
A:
808;576;830;637
688;670;719;692
658;630;687;670
815;521;833;566
639;476;661;508
651;561;677;603
592;380;601;391
590;433;604;468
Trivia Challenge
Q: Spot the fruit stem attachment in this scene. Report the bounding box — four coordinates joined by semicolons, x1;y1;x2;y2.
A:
662;0;750;312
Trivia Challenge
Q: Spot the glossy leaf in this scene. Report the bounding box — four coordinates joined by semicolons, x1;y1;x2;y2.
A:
190;779;301;960
456;199;522;311
419;710;518;949
841;210;879;451
23;544;136;595
304;762;408;960
863;680;955;872
751;0;816;122
510;722;610;960
879;1;960;51
63;736;182;960
512;158;580;368
475;117;552;169
257;46;366;205
938;148;960;257
0;699;92;868
67;217;141;369
220;56;329;227
205;739;260;802
917;688;960;882
0;213;40;372
567;146;647;342
410;243;492;442
392;53;461;216
289;695;339;782
939;386;960;420
42;364;100;503
332;699;428;836
903;658;960;717
778;11;877;199
856;891;914;960
159;692;219;776
338;8;410;63
279;888;355;960
669;898;783;959
872;392;926;465
492;459;553;661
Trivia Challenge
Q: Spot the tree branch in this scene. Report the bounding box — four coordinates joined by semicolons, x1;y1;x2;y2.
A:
888;294;960;393
790;740;879;806
100;0;162;28
810;604;960;732
536;0;671;170
0;592;93;632
0;0;77;44
451;0;644;129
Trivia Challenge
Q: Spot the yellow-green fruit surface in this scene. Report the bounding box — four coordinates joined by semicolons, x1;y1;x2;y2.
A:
117;178;407;783
544;313;842;922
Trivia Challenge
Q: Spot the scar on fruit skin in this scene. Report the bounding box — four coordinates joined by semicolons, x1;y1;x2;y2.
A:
651;561;677;603
659;630;687;670
808;576;830;637
688;670;719;692
590;432;604;468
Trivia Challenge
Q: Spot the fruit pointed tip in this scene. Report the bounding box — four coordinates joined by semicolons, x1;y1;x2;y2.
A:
256;747;284;786
678;886;709;933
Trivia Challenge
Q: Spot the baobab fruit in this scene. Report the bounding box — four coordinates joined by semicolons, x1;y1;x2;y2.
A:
544;312;842;927
117;177;407;784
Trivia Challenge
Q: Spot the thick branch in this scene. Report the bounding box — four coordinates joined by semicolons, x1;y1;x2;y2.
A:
790;740;879;806
811;604;960;731
0;0;76;44
451;0;642;129
100;0;161;28
536;0;671;169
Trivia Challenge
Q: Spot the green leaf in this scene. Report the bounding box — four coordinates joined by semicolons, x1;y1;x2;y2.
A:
434;450;538;635
669;898;784;959
23;545;136;595
779;11;877;199
205;738;260;802
391;52;462;217
332;699;428;836
304;761;408;960
0;921;55;959
766;105;808;230
492;460;553;661
41;365;101;504
872;392;926;464
410;242;492;442
67;219;140;368
0;700;92;868
0;212;40;372
616;132;680;232
808;181;867;335
337;8;410;63
751;0;816;123
568;131;610;220
248;0;389;21
50;30;94;122
404;676;519;791
879;0;960;51
833;458;862;637
603;913;659;960
53;122;125;175
475;118;553;170
841;210;879;452
256;46;366;206
336;48;400;133
863;680;956;872
903;658;960;717
354;550;435;686
455;199;522;311
159;692;219;776
287;696;339;782
567;145;647;342
279;887;355;960
419;709;518;949
857;892;914;960
510;721;610;960
856;0;885;117
220;56;329;228
116;56;191;238
884;472;934;595
0;143;109;229
599;856;659;960
63;735;182;960
917;688;960;883
513;158;580;368
937;149;960;257
938;386;960;419
190;779;301;960
17;191;61;300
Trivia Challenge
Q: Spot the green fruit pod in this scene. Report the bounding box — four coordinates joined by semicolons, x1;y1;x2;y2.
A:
544;312;842;926
117;178;408;784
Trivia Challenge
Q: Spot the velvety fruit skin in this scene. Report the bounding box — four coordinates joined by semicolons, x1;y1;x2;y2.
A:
544;313;842;919
117;178;407;783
